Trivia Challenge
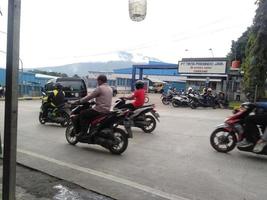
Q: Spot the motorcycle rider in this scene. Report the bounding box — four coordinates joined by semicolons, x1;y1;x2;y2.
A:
43;83;65;119
121;80;145;110
73;75;112;137
187;87;193;95
238;110;267;153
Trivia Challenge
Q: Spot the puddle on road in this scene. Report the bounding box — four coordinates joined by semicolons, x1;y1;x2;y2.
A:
53;184;112;200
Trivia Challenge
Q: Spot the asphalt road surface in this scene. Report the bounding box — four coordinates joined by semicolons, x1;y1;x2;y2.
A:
0;94;267;200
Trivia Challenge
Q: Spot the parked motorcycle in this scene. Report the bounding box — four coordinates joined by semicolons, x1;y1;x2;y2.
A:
188;93;217;109
113;98;160;133
39;92;70;127
171;95;190;107
161;93;175;105
65;101;132;155
210;102;267;155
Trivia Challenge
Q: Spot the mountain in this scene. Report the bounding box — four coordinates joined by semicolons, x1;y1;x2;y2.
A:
28;51;162;76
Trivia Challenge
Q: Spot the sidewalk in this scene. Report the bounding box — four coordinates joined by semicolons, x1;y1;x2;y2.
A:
0;160;113;200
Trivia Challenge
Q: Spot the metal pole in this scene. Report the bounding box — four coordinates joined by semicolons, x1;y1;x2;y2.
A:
2;0;21;199
254;85;258;103
131;66;136;91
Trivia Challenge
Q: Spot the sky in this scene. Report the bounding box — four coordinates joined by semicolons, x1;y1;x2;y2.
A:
0;0;257;68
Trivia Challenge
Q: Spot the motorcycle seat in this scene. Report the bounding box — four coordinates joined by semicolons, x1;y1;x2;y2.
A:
134;104;154;110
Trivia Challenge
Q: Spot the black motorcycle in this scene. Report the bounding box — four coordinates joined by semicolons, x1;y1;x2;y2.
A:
188;94;217;109
113;98;160;133
65;102;132;155
161;93;176;105
39;92;70;127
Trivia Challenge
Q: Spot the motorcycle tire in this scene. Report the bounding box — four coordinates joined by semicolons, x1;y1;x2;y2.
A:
60;112;70;127
65;123;78;145
190;103;197;109
145;96;149;103
172;101;180;108
141;115;157;133
109;128;128;155
210;128;237;153
162;97;170;105
39;112;46;124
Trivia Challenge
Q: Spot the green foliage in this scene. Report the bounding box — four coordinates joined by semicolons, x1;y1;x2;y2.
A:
227;28;251;63
229;0;267;98
29;69;68;78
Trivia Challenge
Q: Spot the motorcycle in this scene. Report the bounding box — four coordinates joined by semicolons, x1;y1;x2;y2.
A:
144;94;149;103
210;102;267;155
171;95;190;107
65;101;132;155
39;92;70;127
113;98;160;133
161;93;176;105
188;93;217;109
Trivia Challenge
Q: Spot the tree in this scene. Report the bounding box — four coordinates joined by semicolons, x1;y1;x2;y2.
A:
227;28;251;64
242;0;267;98
72;74;80;78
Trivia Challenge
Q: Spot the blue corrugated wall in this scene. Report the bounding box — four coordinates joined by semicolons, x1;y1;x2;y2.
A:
0;68;51;96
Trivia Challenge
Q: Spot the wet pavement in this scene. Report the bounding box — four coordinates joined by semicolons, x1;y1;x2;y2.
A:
0;161;113;200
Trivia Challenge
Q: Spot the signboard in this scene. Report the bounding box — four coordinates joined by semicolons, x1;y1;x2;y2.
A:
178;61;226;74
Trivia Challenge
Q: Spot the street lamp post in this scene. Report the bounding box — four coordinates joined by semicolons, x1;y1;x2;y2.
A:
209;48;214;58
2;1;21;199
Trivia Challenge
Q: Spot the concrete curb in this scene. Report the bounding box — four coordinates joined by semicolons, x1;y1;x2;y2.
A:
0;97;41;101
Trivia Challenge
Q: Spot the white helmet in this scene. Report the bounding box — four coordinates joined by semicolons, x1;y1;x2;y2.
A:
188;87;193;91
207;88;212;92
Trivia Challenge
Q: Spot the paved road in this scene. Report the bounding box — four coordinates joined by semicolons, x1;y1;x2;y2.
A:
0;95;267;200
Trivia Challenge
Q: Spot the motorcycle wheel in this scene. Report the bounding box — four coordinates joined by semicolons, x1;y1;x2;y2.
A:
141;115;156;133
145;96;149;103
190;102;197;109
65;123;78;145
210;128;237;153
162;97;170;105
39;112;46;124
60;112;70;127
109;128;128;155
172;101;180;108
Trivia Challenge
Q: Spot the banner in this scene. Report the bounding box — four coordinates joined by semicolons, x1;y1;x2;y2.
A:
178;61;226;74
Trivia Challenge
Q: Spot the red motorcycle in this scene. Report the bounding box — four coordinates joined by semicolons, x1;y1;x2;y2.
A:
210;102;267;155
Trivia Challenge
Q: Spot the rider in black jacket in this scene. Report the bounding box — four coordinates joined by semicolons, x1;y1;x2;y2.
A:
43;83;65;118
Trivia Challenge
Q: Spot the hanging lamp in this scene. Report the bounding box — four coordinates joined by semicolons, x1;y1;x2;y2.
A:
129;0;147;22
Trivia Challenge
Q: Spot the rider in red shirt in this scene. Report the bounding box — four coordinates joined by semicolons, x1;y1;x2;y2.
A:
122;80;145;110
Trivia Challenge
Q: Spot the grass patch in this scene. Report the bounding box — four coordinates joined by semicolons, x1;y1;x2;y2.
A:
229;101;241;109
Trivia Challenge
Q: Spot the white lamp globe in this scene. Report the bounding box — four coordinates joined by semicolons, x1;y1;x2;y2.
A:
129;0;147;22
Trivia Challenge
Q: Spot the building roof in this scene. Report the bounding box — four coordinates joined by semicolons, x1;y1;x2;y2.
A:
35;73;58;79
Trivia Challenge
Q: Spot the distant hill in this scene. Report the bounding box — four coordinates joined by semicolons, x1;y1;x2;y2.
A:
33;61;134;76
27;51;162;76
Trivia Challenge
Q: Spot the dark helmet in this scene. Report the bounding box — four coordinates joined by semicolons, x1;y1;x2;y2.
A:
135;80;144;89
55;83;63;90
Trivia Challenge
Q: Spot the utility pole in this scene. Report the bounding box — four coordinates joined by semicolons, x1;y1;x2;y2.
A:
2;0;21;199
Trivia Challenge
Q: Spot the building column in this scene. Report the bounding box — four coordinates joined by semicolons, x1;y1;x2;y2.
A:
131;66;136;91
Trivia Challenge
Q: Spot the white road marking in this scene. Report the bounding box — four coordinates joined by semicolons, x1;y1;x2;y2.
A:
18;149;191;200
